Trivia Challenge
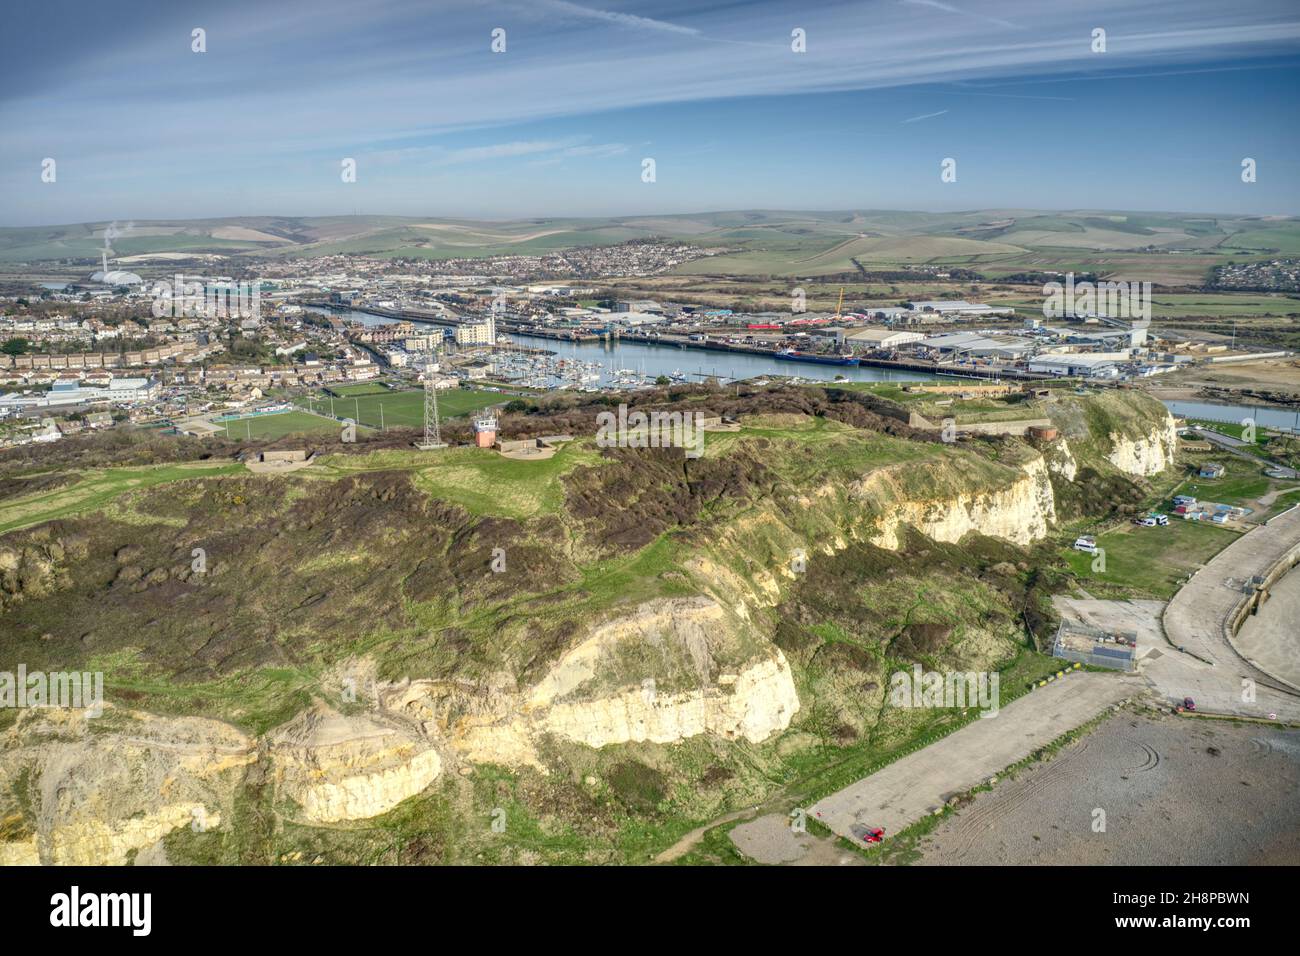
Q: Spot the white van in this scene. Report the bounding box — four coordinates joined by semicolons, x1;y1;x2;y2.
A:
1073;535;1099;555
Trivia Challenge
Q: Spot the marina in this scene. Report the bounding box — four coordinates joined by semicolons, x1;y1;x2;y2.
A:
305;306;942;388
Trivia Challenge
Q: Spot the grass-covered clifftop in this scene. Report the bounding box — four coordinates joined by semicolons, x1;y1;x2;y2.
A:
0;384;1175;863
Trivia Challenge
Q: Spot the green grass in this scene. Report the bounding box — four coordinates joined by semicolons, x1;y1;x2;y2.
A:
218;411;350;441
0;461;243;536
311;440;605;518
1181;457;1274;508
295;387;503;429
1184;419;1266;444
325;382;396;397
1062;519;1238;599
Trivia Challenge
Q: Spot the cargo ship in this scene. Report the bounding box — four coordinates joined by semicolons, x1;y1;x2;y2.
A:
773;348;859;366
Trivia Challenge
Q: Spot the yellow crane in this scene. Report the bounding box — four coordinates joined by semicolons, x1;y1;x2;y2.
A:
834;287;844;319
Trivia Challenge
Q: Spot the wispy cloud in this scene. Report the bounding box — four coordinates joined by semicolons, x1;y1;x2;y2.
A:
900;0;1022;31
1;0;1297;222
902;109;949;123
537;0;700;37
368;137;629;168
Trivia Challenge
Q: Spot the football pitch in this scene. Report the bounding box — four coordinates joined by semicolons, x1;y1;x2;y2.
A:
295;387;504;429
218;410;347;440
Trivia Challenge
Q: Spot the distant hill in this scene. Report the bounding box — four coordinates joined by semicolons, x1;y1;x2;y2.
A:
2;210;1297;283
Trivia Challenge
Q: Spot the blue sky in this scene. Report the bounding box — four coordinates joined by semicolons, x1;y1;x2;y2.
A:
1;0;1298;225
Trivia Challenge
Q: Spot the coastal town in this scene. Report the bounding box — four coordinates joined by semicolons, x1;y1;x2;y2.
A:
4;244;1298;449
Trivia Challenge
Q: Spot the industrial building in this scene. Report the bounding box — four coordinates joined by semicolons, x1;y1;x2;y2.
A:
917;332;1035;361
906;300;1015;317
847;328;925;349
0;376;159;413
1026;354;1123;378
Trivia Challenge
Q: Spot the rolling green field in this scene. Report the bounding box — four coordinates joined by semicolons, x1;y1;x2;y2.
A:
6;212;1297;283
0;461;242;536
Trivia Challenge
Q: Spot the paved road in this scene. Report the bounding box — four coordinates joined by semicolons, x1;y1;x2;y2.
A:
808;673;1136;842
1162;503;1300;696
1233;567;1300;692
1190;427;1298;478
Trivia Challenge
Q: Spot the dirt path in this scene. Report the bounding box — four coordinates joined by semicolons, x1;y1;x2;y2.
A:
654;808;756;863
1259;485;1300;508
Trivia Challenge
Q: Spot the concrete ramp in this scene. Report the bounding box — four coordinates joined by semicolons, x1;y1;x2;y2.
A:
809;673;1135;841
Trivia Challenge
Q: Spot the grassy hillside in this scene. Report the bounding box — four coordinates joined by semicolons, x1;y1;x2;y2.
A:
4;212;1296;285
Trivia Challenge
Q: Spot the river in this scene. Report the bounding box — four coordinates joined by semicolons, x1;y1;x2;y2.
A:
1163;399;1300;434
305;306;1300;405
305;306;944;386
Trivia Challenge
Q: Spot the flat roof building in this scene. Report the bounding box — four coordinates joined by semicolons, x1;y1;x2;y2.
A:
847;328;926;349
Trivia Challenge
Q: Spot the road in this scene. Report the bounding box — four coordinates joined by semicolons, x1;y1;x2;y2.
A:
1190;426;1298;478
808;673;1136;842
1161;502;1300;698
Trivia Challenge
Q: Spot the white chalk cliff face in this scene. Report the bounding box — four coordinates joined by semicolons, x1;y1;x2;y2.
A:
864;456;1057;550
538;648;797;749
1105;413;1179;477
385;597;801;769
0;708;255;866
0;703;448;864
267;705;444;824
1048;439;1079;481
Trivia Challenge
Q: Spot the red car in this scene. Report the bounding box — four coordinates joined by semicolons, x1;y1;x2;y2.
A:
862;827;885;844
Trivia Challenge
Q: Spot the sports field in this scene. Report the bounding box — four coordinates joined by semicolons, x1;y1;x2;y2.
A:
217;410;348;441
295;387;504;429
325;382;395;397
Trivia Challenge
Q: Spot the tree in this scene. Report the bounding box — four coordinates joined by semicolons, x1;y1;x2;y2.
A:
2;337;29;356
655;375;671;386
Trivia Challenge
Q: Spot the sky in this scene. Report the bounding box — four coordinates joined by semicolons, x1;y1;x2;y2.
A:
1;0;1298;225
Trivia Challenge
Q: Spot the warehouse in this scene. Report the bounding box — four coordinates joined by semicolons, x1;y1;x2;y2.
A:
906;300;1015;317
1026;354;1122;378
917;332;1035;360
846;328;926;349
